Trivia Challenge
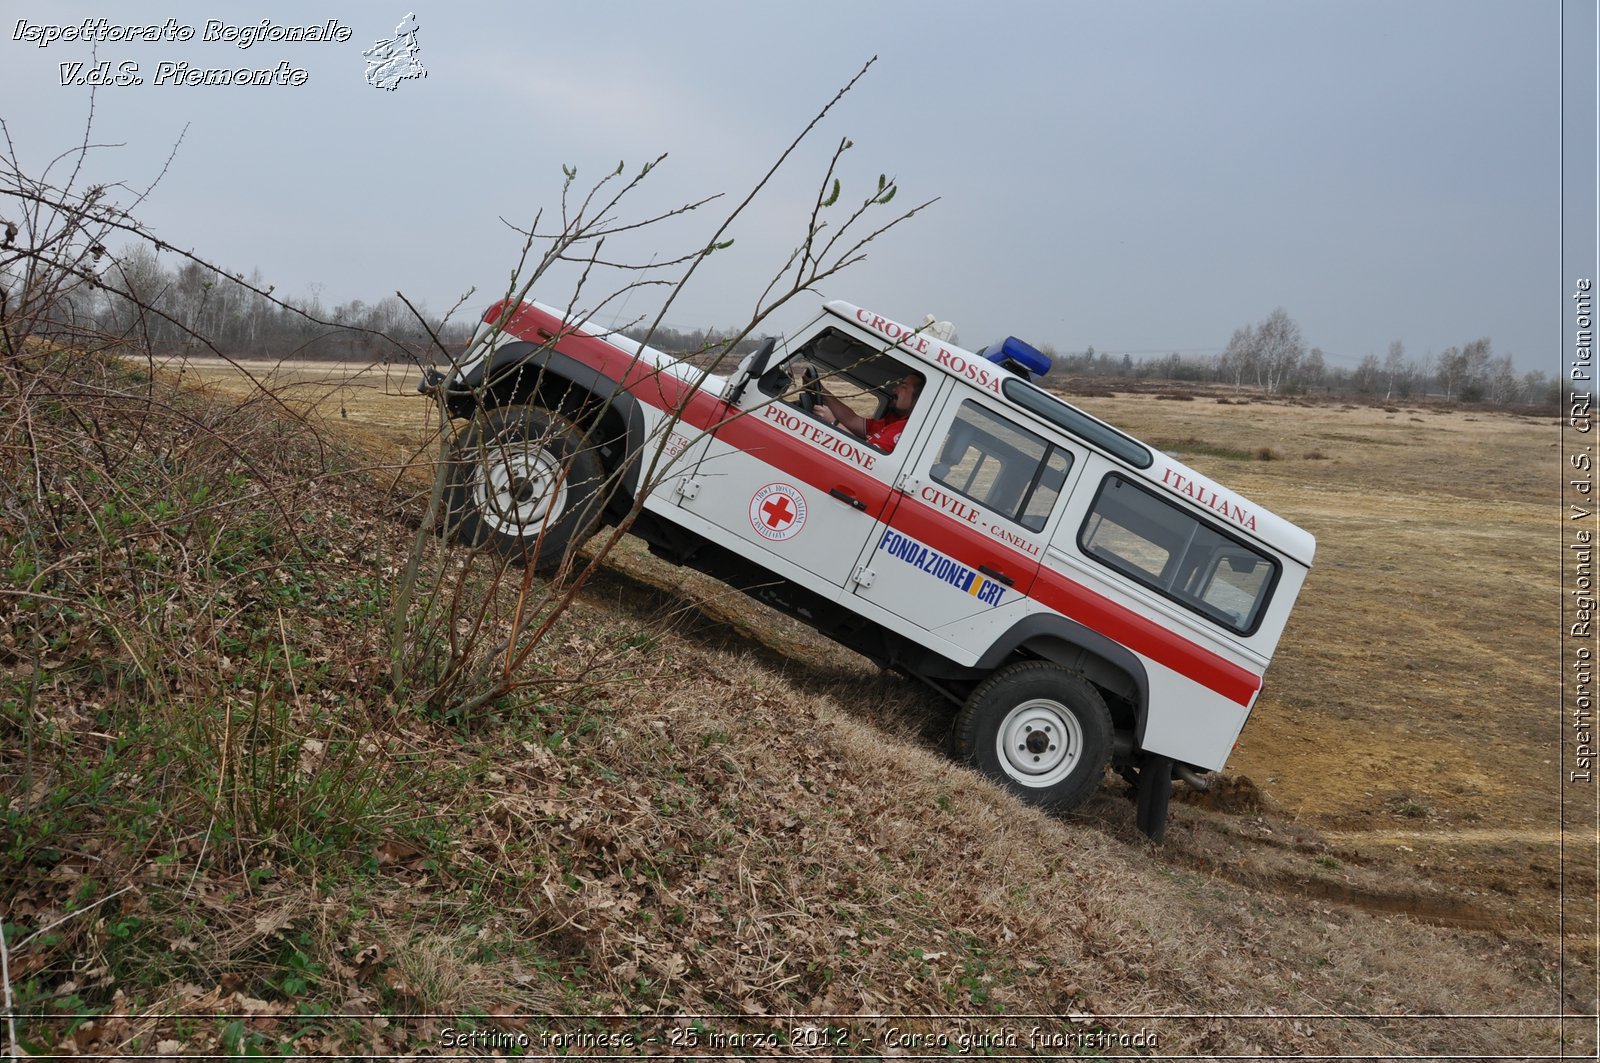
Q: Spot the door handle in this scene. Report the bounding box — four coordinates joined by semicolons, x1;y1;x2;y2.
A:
829;487;867;511
979;565;1015;587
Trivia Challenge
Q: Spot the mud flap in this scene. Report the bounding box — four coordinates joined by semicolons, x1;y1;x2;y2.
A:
1136;754;1174;843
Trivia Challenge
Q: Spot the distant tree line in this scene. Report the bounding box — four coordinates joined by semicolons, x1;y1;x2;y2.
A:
1045;306;1556;408
90;245;471;362
79;257;1555;408
83;247;781;365
620;322;769;358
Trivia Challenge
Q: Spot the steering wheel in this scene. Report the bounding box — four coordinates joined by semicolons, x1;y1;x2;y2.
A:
798;366;823;414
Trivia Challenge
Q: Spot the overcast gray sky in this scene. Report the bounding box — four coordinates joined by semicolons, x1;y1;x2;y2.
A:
3;1;1593;374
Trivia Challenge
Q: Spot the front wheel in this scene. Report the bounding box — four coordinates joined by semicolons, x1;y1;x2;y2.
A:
444;405;605;572
953;661;1113;812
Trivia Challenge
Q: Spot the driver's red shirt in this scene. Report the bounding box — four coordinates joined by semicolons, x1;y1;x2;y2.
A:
866;414;908;452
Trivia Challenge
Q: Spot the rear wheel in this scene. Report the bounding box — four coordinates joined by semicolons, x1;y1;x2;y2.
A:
953;661;1113;811
445;405;605;571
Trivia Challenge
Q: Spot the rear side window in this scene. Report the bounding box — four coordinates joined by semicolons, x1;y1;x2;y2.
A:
930;401;1073;531
1079;474;1278;634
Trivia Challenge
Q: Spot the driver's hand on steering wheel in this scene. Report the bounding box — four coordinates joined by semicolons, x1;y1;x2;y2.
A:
814;404;836;425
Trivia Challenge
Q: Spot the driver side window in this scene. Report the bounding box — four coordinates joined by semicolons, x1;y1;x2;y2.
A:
759;327;911;428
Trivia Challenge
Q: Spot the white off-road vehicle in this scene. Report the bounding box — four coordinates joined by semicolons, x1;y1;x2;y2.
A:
422;299;1315;840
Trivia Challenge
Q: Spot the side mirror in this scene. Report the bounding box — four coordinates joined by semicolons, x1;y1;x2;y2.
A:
722;336;778;405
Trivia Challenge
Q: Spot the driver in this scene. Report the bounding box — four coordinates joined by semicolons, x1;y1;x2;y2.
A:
804;369;924;453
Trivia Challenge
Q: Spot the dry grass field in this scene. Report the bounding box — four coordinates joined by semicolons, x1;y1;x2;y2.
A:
3;347;1585;1056
164;354;1584;935
143;354;1594;1046
1082;391;1579;928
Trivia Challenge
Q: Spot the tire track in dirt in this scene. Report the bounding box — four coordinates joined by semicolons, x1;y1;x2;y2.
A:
1324;827;1569;846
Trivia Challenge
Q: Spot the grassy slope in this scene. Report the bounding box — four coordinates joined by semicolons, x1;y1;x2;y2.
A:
1;356;1591;1058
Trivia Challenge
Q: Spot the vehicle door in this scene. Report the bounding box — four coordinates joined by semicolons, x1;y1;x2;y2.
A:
670;325;937;589
850;388;1084;629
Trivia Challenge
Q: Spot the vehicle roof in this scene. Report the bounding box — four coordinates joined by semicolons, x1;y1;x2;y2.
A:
822;300;1317;567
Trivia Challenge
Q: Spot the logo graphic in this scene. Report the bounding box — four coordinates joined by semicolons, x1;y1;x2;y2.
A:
363;13;426;90
877;528;1006;607
749;483;808;541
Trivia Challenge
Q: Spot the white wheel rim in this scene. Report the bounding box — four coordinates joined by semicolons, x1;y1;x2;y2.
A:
995;698;1084;788
474;435;568;538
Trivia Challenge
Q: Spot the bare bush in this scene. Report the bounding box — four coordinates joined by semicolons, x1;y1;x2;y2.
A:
389;58;935;718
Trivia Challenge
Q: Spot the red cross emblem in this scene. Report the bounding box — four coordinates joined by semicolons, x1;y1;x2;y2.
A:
761;495;795;529
749;483;807;541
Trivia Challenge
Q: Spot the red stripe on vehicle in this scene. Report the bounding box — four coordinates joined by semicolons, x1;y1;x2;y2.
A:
880;492;1262;705
495;303;1262;707
1026;562;1261;705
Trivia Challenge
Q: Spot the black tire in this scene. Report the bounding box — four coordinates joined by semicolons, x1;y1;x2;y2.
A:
953;661;1113;811
444;405;605;572
1135;754;1174;843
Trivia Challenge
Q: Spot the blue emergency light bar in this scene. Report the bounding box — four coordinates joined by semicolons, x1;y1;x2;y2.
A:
978;336;1052;381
